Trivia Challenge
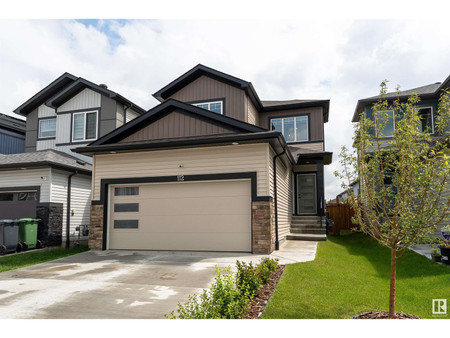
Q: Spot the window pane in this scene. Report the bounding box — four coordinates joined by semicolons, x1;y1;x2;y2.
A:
86;112;97;139
73;114;85;141
271;119;282;133
377;110;395;137
283;118;295;142
295;117;308;141
418;108;433;133
195;104;209;109
114;220;139;229
39;119;56;138
114;203;139;212
18;192;37;201
0;193;13;201
114;187;139;196
209;102;222;114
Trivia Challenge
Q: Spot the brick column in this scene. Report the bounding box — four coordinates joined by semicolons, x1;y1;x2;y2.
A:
252;201;274;254
89;204;104;250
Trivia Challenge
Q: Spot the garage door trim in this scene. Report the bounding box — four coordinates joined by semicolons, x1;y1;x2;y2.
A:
95;172;273;250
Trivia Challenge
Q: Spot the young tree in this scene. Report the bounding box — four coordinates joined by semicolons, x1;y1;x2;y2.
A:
336;81;450;318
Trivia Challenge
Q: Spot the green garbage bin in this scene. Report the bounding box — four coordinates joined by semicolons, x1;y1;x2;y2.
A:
19;218;40;250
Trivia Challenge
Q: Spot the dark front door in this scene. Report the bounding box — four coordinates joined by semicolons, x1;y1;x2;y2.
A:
296;174;317;214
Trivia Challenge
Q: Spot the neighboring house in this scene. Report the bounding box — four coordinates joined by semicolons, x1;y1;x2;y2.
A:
74;64;332;254
352;74;450;239
0;113;26;154
0;73;145;246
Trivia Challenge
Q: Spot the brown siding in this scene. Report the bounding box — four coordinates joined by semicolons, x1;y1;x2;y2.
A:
258;106;324;141
168;75;246;121
120;111;236;143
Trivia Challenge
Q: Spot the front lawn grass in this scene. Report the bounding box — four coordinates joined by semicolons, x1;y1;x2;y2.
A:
262;233;449;319
0;246;89;273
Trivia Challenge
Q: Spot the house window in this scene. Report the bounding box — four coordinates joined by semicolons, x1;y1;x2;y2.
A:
270;116;308;142
114;187;139;196
73;111;98;142
193;101;223;114
375;110;395;137
38;119;56;138
417;107;434;133
114;220;139;229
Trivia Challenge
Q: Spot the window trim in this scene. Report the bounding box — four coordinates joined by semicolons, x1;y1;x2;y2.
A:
375;109;395;137
416;106;434;134
38;118;57;139
192;100;224;114
72;110;98;142
270;115;309;143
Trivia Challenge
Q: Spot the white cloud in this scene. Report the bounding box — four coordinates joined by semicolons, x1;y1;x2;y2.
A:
1;19;449;199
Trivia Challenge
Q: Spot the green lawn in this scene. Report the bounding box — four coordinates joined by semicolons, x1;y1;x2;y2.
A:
263;233;449;319
0;246;89;273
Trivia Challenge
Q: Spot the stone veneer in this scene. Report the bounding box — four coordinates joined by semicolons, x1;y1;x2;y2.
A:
252;201;275;254
89;204;104;249
89;201;275;253
36;202;63;246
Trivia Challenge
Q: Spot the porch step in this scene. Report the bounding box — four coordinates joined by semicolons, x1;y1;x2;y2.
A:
286;233;327;242
291;216;320;221
291;221;325;228
290;227;326;234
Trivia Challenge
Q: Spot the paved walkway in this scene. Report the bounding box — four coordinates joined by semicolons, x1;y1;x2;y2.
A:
0;240;317;319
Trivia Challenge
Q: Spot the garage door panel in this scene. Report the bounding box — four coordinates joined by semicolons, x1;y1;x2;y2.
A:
109;179;252;252
109;232;252;252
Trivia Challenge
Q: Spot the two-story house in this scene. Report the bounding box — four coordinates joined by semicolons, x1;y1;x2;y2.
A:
74;64;332;254
352;74;450;239
0;73;144;247
0;113;25;154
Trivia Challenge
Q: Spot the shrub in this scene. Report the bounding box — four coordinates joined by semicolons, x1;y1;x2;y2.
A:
255;257;279;283
235;260;261;298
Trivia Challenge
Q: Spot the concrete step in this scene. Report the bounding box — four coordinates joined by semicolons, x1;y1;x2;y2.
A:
290;227;327;234
286;233;327;242
291;221;325;226
291;224;325;230
292;216;321;221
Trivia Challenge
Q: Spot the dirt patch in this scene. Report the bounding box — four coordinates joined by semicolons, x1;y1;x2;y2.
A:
42;264;80;272
352;311;420;319
245;265;285;319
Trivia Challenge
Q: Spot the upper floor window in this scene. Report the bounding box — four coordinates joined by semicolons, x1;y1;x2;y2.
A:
193;100;223;114
38;118;56;138
271;116;308;142
73;111;98;142
375;110;395;137
417;107;434;133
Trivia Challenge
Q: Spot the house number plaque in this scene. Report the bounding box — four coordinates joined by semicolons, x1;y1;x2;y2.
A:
177;175;185;182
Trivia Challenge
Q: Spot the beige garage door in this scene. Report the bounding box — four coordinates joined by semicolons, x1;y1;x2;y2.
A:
108;179;251;252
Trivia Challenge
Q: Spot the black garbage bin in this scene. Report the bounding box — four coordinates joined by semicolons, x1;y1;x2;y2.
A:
0;219;20;255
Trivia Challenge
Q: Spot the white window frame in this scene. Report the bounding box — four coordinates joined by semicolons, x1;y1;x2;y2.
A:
72;110;98;142
38;118;56;139
192;100;223;114
416;106;434;134
271;116;309;143
375;109;395;137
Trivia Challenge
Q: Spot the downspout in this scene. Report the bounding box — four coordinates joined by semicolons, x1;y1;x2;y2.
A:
66;171;78;248
273;146;286;251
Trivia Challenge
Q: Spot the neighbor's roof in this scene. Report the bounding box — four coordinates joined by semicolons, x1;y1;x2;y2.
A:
0;149;92;175
153;64;330;122
352;74;450;122
0;113;26;134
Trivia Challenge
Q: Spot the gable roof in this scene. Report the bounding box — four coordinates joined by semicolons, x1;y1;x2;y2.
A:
0;149;92;175
46;77;146;114
13;72;78;116
86;98;267;146
352;74;450;122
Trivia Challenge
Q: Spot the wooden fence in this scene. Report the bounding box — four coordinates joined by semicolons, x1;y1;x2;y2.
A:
326;200;356;235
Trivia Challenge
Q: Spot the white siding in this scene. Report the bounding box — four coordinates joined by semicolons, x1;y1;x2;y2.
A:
125;108;140;123
247;99;259;126
51;169;91;243
116;104;125;128
0;168;51;202
38;104;56;118
58;88;101;112
55;113;72;144
92;144;270;200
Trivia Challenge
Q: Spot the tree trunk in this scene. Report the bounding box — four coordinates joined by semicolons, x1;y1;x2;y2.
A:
389;248;397;318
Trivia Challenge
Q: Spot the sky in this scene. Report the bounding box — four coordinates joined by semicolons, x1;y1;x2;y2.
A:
1;16;449;200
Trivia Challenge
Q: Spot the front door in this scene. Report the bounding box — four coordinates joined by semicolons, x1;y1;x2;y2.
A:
296;174;317;214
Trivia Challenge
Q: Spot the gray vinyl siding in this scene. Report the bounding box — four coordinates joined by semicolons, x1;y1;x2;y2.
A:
247;96;259;126
55;113;72;144
0;168;51;202
0;132;25;154
38;104;56;118
125;108;140;123
25;108;38;152
116;103;125;128
58;88;101;112
36;138;56;151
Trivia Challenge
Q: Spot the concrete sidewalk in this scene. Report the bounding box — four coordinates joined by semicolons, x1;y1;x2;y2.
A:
0;240;317;319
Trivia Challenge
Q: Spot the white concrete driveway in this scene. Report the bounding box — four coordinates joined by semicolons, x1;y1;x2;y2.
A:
0;240;317;319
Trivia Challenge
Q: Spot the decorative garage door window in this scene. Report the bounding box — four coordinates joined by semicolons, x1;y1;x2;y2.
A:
114;203;139;212
114;220;139;229
114;187;139;196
